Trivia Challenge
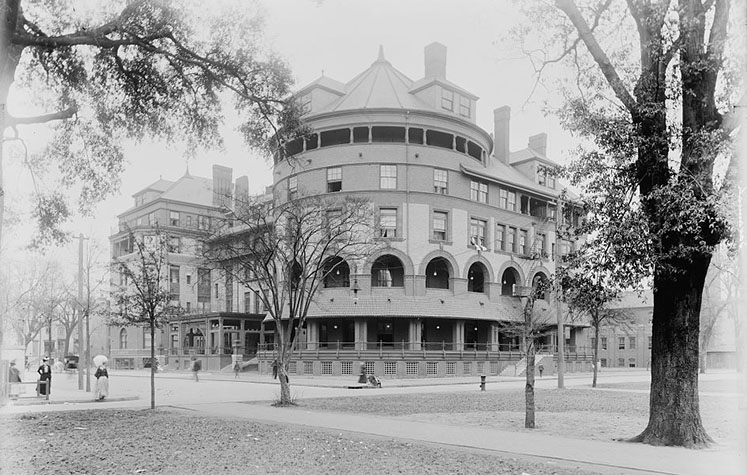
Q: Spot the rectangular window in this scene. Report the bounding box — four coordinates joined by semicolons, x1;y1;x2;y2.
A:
427;362;438;375
459;96;470;117
288;175;298;198
170;211;180;226
618;337;626;350
507;191;516;211
520;230;528;254
538;166;546;186
470;180;488;203
148;212;156;225
380;165;397;189
469;218;487;247
186;274;192;285
327;167;342;193
186;215;192;227
629;337;636;350
601;337;608;350
136;216;143;226
433;169;448;194
379;208;398;238
507;227;516;253
353;126;369;143
432;211;447;241
495;224;505;251
406;362;419;375
168;236;180;253
441;89;454;111
547;173;556;188
384;361;397;375
499;189;508;209
197;215;210;230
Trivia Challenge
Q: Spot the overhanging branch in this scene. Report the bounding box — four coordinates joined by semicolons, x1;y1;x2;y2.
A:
6;106;77;126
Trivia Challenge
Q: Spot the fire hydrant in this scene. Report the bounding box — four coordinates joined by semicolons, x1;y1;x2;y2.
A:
479;375;486;391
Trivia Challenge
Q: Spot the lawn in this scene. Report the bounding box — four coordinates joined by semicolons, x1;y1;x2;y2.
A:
290;383;740;447
0;409;600;475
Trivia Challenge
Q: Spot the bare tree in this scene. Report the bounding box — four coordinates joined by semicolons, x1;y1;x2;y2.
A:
699;247;739;373
111;228;182;409
204;193;377;406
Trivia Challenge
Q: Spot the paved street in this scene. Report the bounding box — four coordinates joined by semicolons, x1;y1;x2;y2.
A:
3;368;745;475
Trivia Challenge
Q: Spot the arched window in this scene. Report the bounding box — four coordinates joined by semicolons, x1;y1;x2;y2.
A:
425;258;450;289
501;268;519;296
371;255;404;287
467;263;486;293
323;257;350;288
119;328;128;349
532;272;549;300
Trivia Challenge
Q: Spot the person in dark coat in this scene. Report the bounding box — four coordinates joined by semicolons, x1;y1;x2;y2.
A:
95;363;109;400
8;361;22;398
37;357;52;396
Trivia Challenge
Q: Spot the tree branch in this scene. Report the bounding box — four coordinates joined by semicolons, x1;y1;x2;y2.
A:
6;106;77;126
555;0;638;113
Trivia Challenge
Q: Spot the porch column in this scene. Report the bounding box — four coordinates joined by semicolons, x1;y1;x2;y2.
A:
453;320;465;351
408;320;422;350
489;323;500;351
306;320;318;351
355;320;367;350
218;318;224;354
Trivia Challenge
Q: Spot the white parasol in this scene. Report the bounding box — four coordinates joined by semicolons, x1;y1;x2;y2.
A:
93;355;108;367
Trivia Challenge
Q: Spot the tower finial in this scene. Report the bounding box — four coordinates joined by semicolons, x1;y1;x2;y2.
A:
377;44;385;61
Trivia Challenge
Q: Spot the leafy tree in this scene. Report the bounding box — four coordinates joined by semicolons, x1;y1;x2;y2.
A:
517;0;743;447
0;0;302;363
0;0;299;247
204;193;377;406
53;289;80;357
111;228;182;409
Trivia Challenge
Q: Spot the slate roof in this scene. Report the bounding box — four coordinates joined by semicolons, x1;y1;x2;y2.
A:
306;47;476;116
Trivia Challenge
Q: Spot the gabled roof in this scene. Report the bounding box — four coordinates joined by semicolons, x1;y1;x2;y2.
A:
133;178;173;197
159;174;213;206
295;75;346;97
409;76;478;100
509;148;560;167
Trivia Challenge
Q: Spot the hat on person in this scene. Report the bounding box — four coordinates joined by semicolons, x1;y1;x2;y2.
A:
9;361;15;366
43;357;49;361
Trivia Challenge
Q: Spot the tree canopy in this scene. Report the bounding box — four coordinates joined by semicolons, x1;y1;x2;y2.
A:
515;0;745;447
0;0;301;248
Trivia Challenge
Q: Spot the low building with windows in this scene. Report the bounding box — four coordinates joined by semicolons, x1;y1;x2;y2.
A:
261;43;592;378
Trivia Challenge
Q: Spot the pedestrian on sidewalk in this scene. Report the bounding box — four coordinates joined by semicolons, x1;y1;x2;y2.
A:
37;357;52;396
95;363;109;400
538;364;544;377
233;361;241;379
191;357;201;382
8;361;22;399
271;359;278;379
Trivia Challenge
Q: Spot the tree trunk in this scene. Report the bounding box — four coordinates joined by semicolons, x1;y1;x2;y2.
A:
150;322;156;410
630;257;713;447
525;344;536;429
592;323;599;388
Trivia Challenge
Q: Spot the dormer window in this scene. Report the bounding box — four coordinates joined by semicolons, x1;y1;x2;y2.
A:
537;165;556;189
459;96;470;118
441;89;454;111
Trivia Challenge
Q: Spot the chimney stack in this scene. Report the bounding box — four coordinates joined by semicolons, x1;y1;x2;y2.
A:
212;165;233;208
493;106;511;164
528;133;547;157
424;42;447;79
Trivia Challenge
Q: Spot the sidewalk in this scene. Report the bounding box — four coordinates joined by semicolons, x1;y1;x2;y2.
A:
173;401;745;475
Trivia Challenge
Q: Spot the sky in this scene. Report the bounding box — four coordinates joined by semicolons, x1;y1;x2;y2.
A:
4;0;576;273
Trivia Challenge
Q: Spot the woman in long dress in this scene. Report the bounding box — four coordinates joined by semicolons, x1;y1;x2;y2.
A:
37;358;52;396
95;363;109;400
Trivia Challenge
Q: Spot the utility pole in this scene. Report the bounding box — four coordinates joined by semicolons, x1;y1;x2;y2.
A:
555;197;565;389
75;233;89;391
77;233;84;390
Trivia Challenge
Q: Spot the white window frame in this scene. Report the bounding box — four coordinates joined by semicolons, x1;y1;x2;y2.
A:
380;165;397;189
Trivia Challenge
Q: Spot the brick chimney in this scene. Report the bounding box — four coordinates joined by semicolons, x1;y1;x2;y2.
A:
528;133;547;157
493;106;510;164
424;42;447;79
212;165;233;208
